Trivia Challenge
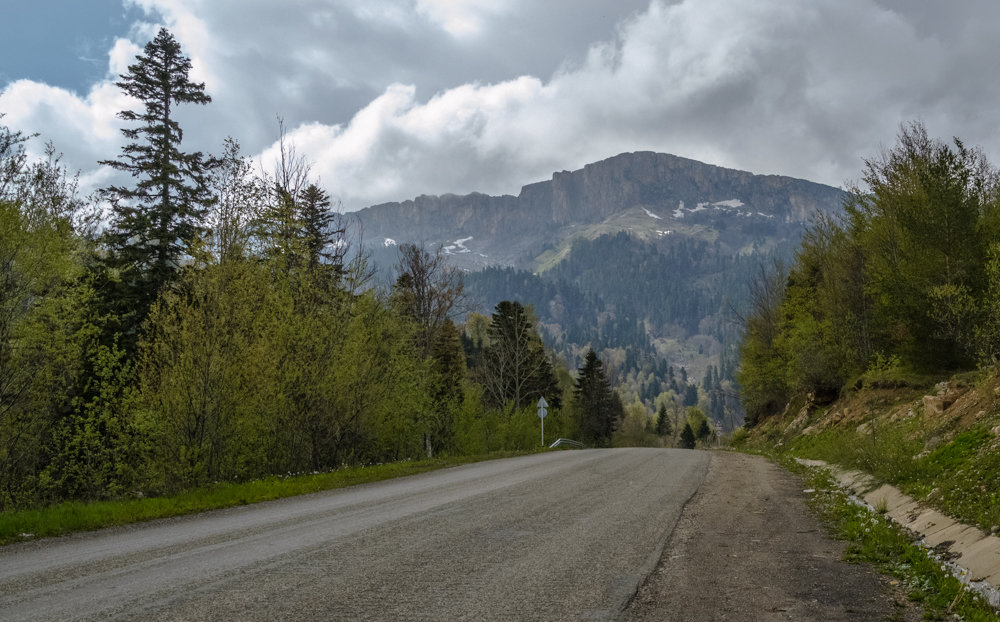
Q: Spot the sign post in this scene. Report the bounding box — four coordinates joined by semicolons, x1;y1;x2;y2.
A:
537;397;548;447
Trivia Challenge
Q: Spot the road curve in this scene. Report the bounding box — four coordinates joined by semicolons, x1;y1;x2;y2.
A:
0;448;709;621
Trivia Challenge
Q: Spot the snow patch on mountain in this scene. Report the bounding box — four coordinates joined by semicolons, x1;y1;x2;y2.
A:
643;207;662;220
443;236;474;254
669;198;773;220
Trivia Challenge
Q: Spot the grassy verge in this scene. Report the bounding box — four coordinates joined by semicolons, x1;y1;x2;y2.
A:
786;424;1000;534
0;450;540;545
784;457;999;621
735;373;1000;536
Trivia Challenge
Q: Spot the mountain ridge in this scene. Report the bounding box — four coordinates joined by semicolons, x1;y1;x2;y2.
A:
356;151;846;270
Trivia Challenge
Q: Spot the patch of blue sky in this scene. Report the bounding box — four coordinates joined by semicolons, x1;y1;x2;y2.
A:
0;1;151;94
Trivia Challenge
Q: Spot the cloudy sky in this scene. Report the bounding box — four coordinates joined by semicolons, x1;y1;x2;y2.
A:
2;0;999;211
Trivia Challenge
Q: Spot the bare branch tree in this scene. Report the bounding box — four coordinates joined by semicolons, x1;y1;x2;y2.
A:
394;243;466;359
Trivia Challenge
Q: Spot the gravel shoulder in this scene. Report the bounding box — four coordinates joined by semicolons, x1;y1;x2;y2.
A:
622;451;920;621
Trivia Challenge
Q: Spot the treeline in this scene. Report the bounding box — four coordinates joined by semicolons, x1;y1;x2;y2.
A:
0;29;626;512
739;122;1000;426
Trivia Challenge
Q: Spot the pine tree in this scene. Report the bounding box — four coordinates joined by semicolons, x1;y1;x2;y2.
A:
697;419;711;443
575;349;621;446
684;383;699;406
299;183;346;273
679;422;696;449
480;300;558;409
99;28;215;340
655;403;672;436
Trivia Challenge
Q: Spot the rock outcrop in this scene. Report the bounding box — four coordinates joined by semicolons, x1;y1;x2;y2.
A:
356;151;846;269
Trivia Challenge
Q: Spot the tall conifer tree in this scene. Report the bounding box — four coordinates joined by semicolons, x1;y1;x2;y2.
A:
100;28;214;339
575;349;621;446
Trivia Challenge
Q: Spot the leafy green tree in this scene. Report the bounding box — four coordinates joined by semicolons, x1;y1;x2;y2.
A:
0;114;32;200
737;262;789;427
0;124;125;509
574;349;621;446
423;319;465;457
679;422;696;449
139;259;283;489
845;122;993;369
207;137;267;262
99;28;215;341
738;123;1000;429
0;198;80;508
615;399;652;447
42;335;142;502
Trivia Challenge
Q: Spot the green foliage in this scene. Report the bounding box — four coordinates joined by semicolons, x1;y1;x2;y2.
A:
99;28;216;340
0;192;90;509
478;301;559;410
574;349;622;446
655;403;672;437
614;400;656;447
740;123;1000;426
41;338;142;503
0;43;582;522
679;422;696;449
859;353;908;389
138;258;435;491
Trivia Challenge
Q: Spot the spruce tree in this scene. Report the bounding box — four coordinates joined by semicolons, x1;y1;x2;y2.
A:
680;422;696;449
697;419;711;443
655;403;672;436
99;28;214;340
299;183;343;271
480;300;558;409
575;349;621;446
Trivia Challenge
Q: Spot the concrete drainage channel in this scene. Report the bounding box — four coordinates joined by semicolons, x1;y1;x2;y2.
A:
796;458;1000;608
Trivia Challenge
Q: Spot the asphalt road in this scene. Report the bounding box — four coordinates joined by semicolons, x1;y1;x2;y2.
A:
0;449;710;621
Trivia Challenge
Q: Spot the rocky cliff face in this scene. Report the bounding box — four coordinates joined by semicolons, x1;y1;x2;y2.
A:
356;151;845;270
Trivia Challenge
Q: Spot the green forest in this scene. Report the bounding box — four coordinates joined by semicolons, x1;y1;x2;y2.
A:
463;232;765;428
0;29;643;513
739;122;1000;426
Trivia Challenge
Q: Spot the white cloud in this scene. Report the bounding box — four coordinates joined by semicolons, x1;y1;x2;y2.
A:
415;0;514;37
0;79;129;180
108;38;143;78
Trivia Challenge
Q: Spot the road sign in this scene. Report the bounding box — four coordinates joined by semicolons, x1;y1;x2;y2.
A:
537;397;549;446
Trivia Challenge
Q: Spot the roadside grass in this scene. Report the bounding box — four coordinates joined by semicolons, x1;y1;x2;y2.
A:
0;450;541;545
733;375;1000;537
778;423;1000;536
785;458;999;621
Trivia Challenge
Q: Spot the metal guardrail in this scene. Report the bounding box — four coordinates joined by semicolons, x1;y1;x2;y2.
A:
548;438;584;449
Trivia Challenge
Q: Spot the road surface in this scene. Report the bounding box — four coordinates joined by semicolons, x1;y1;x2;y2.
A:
0;449;911;620
1;449;707;621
